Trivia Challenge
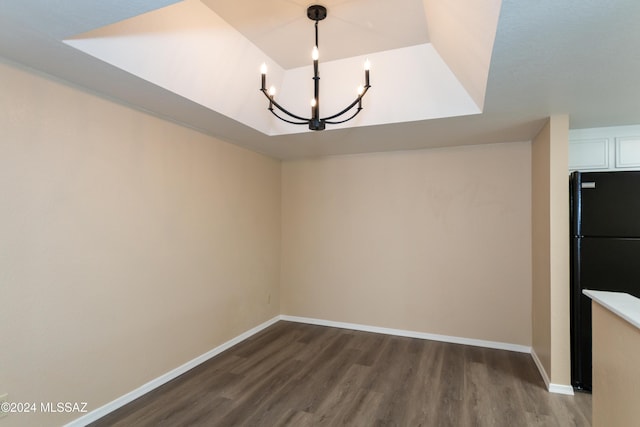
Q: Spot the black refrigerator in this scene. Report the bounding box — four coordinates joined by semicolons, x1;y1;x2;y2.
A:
570;171;640;391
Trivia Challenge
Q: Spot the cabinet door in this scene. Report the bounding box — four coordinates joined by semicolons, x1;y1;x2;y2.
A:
569;138;609;170
615;136;640;168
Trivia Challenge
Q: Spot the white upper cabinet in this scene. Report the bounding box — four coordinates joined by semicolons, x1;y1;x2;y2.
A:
569;125;640;171
615;136;640;169
569;138;609;170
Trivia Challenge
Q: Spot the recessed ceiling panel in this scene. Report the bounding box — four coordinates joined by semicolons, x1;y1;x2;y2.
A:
64;0;479;136
200;0;430;69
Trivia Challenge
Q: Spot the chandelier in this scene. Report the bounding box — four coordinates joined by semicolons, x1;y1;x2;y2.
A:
260;5;371;131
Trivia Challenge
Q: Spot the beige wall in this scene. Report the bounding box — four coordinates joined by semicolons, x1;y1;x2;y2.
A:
592;302;640;426
0;60;281;426
531;119;552;374
531;115;571;386
281;143;532;345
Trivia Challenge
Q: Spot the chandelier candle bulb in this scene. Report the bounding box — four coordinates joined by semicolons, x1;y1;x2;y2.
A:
312;46;319;61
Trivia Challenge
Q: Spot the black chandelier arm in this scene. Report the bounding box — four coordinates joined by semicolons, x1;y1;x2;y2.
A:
260;89;309;123
268;108;309;126
320;85;370;122
324;106;363;125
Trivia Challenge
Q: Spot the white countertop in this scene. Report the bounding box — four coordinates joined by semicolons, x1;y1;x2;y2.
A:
583;290;640;330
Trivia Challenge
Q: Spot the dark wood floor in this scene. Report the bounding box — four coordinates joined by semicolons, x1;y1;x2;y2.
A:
91;321;591;426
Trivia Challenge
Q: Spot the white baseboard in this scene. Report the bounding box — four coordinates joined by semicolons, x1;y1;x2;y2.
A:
530;348;575;395
548;383;575;395
531;348;552;389
280;315;531;354
65;316;280;427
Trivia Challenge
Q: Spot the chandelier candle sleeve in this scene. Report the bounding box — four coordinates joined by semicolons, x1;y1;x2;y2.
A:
259;4;371;131
365;59;370;87
260;63;267;90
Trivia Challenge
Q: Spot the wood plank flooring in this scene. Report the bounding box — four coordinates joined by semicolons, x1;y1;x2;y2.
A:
90;321;591;426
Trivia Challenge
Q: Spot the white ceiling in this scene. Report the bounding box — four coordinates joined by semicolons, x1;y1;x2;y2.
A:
1;0;640;159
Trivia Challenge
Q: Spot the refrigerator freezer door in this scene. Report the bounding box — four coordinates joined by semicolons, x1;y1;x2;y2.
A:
576;171;640;237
